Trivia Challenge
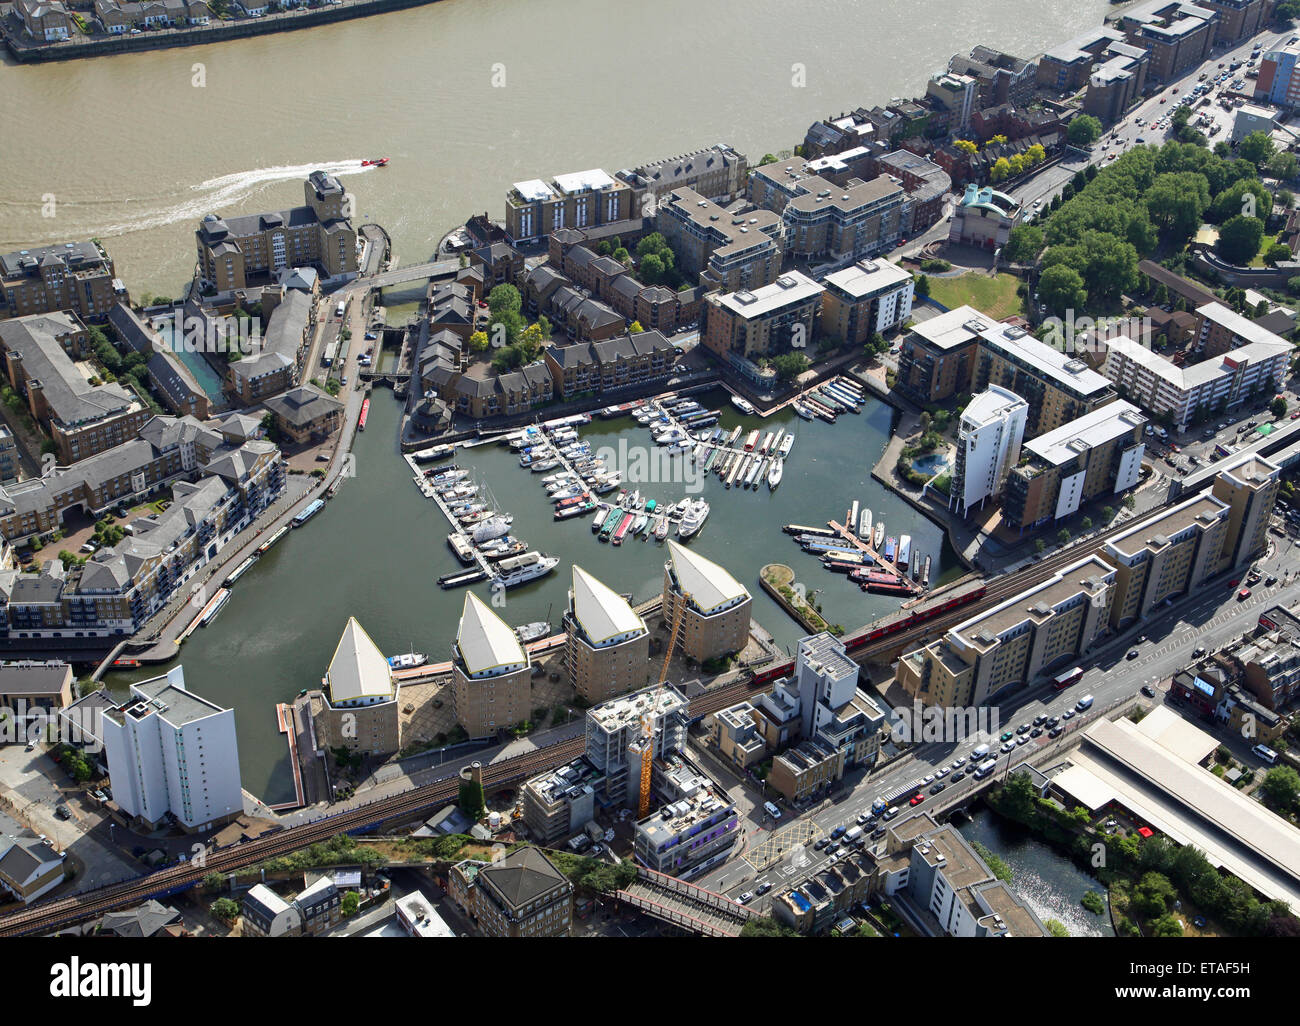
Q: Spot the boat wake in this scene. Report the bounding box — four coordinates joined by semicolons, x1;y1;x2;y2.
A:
93;159;375;236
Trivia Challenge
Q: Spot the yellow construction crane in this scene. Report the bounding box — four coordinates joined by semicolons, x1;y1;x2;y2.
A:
638;591;688;819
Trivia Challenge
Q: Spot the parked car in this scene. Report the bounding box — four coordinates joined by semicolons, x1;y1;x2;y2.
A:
1049;726;1064;738
1127;648;1140;660
756;882;773;896
738;891;754;905
1141;684;1156;698
930;781;947;795
909;792;926;806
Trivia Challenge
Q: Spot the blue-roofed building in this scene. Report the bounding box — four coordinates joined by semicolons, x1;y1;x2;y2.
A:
949;183;1022;251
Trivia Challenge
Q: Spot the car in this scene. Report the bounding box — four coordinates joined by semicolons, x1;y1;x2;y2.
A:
1049;726;1064;739
936;766;950;778
1141;685;1158;700
1046;716;1060;728
952;756;967;768
1033;714;1048;727
1016;735;1029;746
1127;648;1140;660
951;770;967;782
1016;723;1031;734
364;332;377;340
340;376;348;385
828;852;841;865
756;882;772;896
814;837;830;850
871;825;887;838
1063;709;1076;721
909;793;926;806
738;891;754;905
1001;741;1016;753
1169;443;1181;453
315;453;330;462
1266;575;1278;586
930;781;947;795
1218;423;1228;432
1238;587;1251;600
1000;731;1015;742
1292;411;1300;420
1030;727;1043;738
1136;136;1146;143
921;774;935;785
54;805;71;821
1192;645;1207;657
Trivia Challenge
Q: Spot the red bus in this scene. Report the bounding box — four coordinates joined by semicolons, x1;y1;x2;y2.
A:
1052;667;1083;691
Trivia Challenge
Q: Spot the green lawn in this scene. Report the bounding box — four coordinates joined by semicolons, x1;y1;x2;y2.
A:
925;272;1023;320
1249;232;1282;269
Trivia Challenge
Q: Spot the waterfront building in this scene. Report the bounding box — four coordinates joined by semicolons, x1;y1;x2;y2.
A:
450;592;531;739
615;144;749;208
819;258;915;344
544;331;679;401
661;540;751;664
1114;0;1217;82
14;0;71;40
196;171;358;292
1102;330;1289;430
951;385;1028;517
0;240;125;322
0;660;73;713
632;752;739;879
227;288;314;405
262;385;344;445
1196;301;1288;360
100;666;243;833
106;304;211;420
703;271;824;363
870;813;1048;937
973;319;1115;438
563;565;650;705
449;846;573;938
584;682;688;808
0;312;150;465
895;304;987;403
926;73;979;134
1001;400;1147;531
316;617;400;756
947;46;1037;108
711;700;768;770
504;169;635;246
948;184;1021;251
898;555;1118;708
655;187;784;292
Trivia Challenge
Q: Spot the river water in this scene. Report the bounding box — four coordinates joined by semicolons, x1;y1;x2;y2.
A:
106;389;961;800
958;807;1115;937
1;0;1126;297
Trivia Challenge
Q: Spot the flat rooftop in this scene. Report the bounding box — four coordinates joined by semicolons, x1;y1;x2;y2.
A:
1104;492;1230;560
1024;400;1146;467
714;271;823;319
588;684;687;735
978;320;1113;398
822;258;912;299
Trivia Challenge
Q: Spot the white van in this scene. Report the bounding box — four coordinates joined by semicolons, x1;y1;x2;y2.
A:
973;759;999;780
971;743;991;761
844;826;864;844
763;801;781;820
1253;744;1278;765
1076;694;1095;712
335;301;346;318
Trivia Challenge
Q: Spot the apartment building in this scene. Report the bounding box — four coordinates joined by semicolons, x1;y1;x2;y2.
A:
1103;493;1232;628
661;540;751;664
1001;401;1147;531
0;660;74;713
1084;44;1151;123
1221;606;1300;710
926;73;979;134
898;555;1118;707
1211;453;1280;571
616;144;749;207
895;304;987;403
563;565;650;705
1115;0;1217;82
703;271;823;362
241;884;301;938
0;427;16;484
1199;0;1269;45
790;632;885;764
950;385;1028;517
542;330;678;401
0;241;126;322
315;617;401;756
975;320;1116;438
227;288;314;405
450;592;531;738
505;169;634;245
0;312;150;465
106;304;211;421
1256;44;1300;108
1197;301;1287;359
293;875;342;936
14;0;71;39
712;700;768;769
1037;27;1131;92
521;758;603;845
655;188;784;291
748;163;906;262
1102;331;1289;429
544;237;705;332
769;737;846;803
261;386;343;445
872;814;1047;936
872;150;952;237
583;683;688;808
949;184;1021;251
633;753;739;879
196;172;357;292
100;666;242;833
948;46;1037;108
819;259;915;344
449;846;573;938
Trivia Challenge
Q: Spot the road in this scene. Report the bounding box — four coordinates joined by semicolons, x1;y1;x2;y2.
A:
701;538;1300;912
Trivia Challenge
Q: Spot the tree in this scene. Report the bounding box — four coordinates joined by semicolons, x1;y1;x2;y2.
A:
1132;871;1177;918
210;897;240;923
1044;919;1070;937
954;139;978;155
1037;264;1087;318
771;353;810;382
1273;396;1290;419
469;330;490;353
1003;224;1043;264
990;157;1012;183
1261;766;1300;811
739;915;799;938
1102;505;1115;522
341;891;361;917
1151;913;1185;937
1269;151;1300;181
1239;131;1277;170
1209;179;1271;225
1217;215;1265;265
1034;538;1047;553
1080;516;1093;531
486;283;521;320
458;777;485;821
914;274;930;297
1067;115;1102;147
1265;242;1292;266
203;872;226;893
639;252;665;283
1057;527;1071;545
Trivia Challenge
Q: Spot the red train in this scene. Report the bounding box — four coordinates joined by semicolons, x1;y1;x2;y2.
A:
747;586;989;688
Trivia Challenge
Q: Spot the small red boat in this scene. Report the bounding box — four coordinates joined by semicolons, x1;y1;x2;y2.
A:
361;157;389;167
